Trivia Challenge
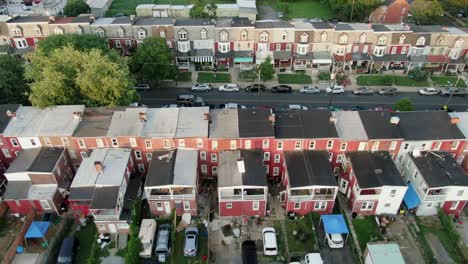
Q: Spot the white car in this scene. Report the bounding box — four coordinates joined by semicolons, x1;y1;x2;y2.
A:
219;83;240;92
223;103;246;109
162;104;178;108
418;87;438;96
326;233;344;248
325;85;345;94
288;104;309;110
262;227;278;256
304;253;324;264
300;85;321;94
191;83;212;92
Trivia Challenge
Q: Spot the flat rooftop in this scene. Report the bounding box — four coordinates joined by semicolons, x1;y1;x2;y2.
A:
274;110;338;139
145;149;198;187
218;150;267;187
6;148;64;174
284;151;337;188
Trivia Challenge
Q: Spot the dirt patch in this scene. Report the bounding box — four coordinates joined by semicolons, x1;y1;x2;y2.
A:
386;218;425;264
0;217;22;259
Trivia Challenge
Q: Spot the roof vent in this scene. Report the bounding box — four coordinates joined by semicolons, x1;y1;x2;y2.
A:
268;114;275;124
6;110;16;117
237;159;245;174
329;115;337;124
73;111;82;120
390;116;400;125
94;161;103;173
451;117;460;124
204;113;209;120
139;112;147;122
374;169;383;174
413;149;421;157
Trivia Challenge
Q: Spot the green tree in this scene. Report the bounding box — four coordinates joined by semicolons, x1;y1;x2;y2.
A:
394;98;414;111
441;0;466;14
410;0;444;24
35;34;110;56
26;45;137;108
125;200;142;264
189;0;217;19
63;0;90;16
0;55;29;104
409;67;429;81
322;0;382;21
259;56;274;82
130;37;177;85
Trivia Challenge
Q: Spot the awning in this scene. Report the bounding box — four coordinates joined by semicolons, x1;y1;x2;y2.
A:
320;214;349;234
313;52;332;64
403;183;421;209
234;57;254;63
25;221;50;239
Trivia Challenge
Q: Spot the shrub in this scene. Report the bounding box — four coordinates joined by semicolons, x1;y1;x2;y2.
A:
318;72;331;81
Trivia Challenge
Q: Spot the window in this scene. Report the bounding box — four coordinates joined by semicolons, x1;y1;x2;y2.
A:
340;142;347;151
197;138;203;148
337;154;344;163
294;202;301;209
403;143;409;150
117;223;129;230
263;139;269;149
276;43;281;51
96;138;105;148
421;143;427;150
163;139;170;149
359;34;367;44
384;203;391;208
212;166;218;176
333;167;340;175
137;29;146;39
69;150;77;160
274;154;280;163
40;200;51;210
13;27;22;36
391;47;396;54
14;39;27;48
146;153;152;161
321;32;328;42
335;47;345;55
451;141;460;150
454;39;463;48
226;203;232;209
30;139;36;146
218;42;230;52
265;165;269;173
457;190;464;196
277;141;283;150
209;140;218;150
125;39;132;46
436;36;443;46
178;41;190;52
264;152;270;161
300;33;309;43
230;140;237;149
98;224;106;231
156;202;163;211
361;201;374;211
220;31;228;41
111;138;118;147
273;167;280;176
179;29;188;40
426;202;433;208
401;46;407;54
54;27;64;35
129;138;137;147
372;142;379;151
329;152;333;162
96;28;105;37
80;151;88;159
138;164;145;172
43;137;52;146
201;164;207;174
117;27;125;37
178;139;185;148
10;138;19;147
200;151;206;160
135;150;142;160
260;32;268;42
211;153;217;162
327;140;333;149
450;201;459;210
252;201;259;210
390;189;397;197
378;36;387;45
241;30;248;40
245;140;251;149
457;155;464;164
314;201;327;210
295;141;302;150
373;46;385;56
297;44;308;54
160;30;165;38
389;141;397;151
339;34;348;44
200;28;207;39
78;139;86;149
34;26;42;36
281;32;287;41
416;37;426;46
183;201;190;210
309;141;316;150
286;43;291;51
2;148;11;158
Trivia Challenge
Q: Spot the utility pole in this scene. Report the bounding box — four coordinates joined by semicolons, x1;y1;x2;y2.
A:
444;75;462;110
350;0;356;21
257;67;261;107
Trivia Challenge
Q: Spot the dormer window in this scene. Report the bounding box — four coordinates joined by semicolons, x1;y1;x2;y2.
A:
454;38;463;48
179;29;188;40
359;33;367;44
96;28;105;37
416;36;426;46
399;35;406;44
54;27;64;35
34;25;42;36
117;27;125;38
137;28;146;39
281;32;287;41
300;33;309;43
378;35;387;45
339;34;348;44
241;30;248;40
75;26;83;35
260;32;268;42
320;32;327;42
159;30;165;38
436;36;443;46
200;28;207;39
13;26;22;36
220;30;228;42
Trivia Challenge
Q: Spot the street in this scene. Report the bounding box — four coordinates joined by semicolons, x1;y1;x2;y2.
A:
139;87;468;111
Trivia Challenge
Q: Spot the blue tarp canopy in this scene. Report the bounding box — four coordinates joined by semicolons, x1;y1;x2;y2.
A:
320;214;349;234
403;183;421;209
25;221;50;239
234;57;253;63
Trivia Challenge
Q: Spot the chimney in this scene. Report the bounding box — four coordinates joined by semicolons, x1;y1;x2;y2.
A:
203;113;209;120
268;114;275;124
130;15;136;21
90;16;96;22
329;115;337;124
413;150;421;158
390;116;400;125
73;111;82;120
450;117;460;124
49;16;55;22
94;161;103;172
6;110;16;117
139;112;147;122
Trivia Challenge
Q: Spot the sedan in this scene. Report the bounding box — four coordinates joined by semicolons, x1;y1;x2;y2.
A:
221;103;247;109
288;104;308;110
325;85;345;94
378;87;399;95
134;83;150;91
191;83;212;92
271;85;292;93
300;85;321;94
183;227;199;257
219;83;240;92
245;84;266;93
326;233;344;249
353;87;374;95
419;87;438;96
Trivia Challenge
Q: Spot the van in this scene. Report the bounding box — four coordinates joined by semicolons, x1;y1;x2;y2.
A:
57;237;79;264
139;219;157;258
155;224;171;262
262;227;278;256
176;95;195;106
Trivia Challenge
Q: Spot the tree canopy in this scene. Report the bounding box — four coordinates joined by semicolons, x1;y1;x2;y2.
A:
394;98;414;111
410;0;444;24
0;55;29;104
189;0;217;19
259;56;275;82
129;37;177;84
63;0;90;16
323;0;382;22
26;45;137;108
35;34;110;56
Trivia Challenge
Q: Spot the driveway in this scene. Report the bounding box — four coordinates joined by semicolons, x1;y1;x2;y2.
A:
313;220;354;264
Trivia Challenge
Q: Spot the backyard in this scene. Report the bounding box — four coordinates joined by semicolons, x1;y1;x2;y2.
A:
197;72;231;83
285;215;319;255
356;75;430;87
278;73;312;84
431;76;467;87
74;222;99;262
259;0;334;19
172;223;209;264
352;216;383;251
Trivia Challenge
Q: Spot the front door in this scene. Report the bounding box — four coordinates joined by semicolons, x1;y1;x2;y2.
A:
339;178;348;194
164;201;171;214
108;224;117;233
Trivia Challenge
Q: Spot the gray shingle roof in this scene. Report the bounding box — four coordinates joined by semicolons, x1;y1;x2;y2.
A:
284;151;337;188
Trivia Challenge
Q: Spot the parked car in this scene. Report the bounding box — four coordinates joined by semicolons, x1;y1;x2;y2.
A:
326;233;344;248
242;240;257;264
304;253;324;264
262;227;278;256
134;83;150;91
353;87;374;95
245;84;266;92
155;224;171;262
183;227;199;257
309;18;323;22
221;103;247;109
378;87;398;95
176;94;195;106
418;87;438;96
277;11;284;18
328;17;341;22
162;104;178;108
57;237;79;264
288;104;309;110
191;83;212;92
219;83;240;92
271;85;292;93
300;85;321;94
439;87;468;96
350;106;366;111
325;85;345;94
129;102;147;107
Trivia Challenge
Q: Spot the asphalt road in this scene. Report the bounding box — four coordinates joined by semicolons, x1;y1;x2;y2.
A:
139;87;468;111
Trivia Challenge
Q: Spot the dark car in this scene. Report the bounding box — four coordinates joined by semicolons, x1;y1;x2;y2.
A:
350;106;366;111
328;17;341;23
57;237;79;264
245;84;266;93
176;94;195;106
378;87;399;96
271;85;292;93
242;240;257;264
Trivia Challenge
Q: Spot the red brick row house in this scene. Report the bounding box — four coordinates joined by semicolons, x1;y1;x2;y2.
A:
0;104;20;173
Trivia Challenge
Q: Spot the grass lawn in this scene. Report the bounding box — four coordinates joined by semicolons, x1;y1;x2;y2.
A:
431;76;467;87
278;73;312;84
75;223;98;262
197;72;231;83
260;0;334;19
239;70;258;81
352;216;383;251
285;215;318;254
176;71;192;82
172;224;208;264
356;75;393;86
393;76;429;87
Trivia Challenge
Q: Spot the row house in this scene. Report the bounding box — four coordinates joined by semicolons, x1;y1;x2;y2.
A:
174;18;215;69
68;148;135;234
91;17;136;53
218;150;268;217
444;27;468;73
206;108;274;178
144;149;199;216
131;17;174;47
48;16;93;37
0;15;11;49
399;151;468;216
291;20;333;71
369;24;411;72
273;110;340;179
254;20;294;69
407;25;449;73
339;151;407;215
333;23;374;72
449;112;468;169
214;17;255;69
7;16;50;50
282;150;338;215
4;147;73;215
0;104;20;171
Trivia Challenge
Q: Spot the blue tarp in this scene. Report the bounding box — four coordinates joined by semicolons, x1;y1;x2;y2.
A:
320;214;349;234
403;183;421;209
25;221;50;238
234;57;253;63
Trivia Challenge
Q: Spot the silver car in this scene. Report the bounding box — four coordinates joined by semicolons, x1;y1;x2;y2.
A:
300;85;321;94
184;227;199;257
191;83;212;92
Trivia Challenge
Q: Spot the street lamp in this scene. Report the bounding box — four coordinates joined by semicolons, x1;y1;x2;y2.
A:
328;73;336;109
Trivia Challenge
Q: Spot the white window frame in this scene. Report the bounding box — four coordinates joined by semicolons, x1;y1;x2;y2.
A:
211;153;217;163
226;203;232;209
129;138;137;147
178;139;185;148
300;33;309;43
277;141;283;150
450;201;459;210
339;34;348;44
183;201;190;211
146;153;152;161
156;202;164;211
295;141;302;150
309;141;316;150
111;138;118;147
245;140;251;149
135;150;142;160
145;140;152;149
372;142;379;151
340;142;347;151
200;28;207;39
212;141;218;150
96;138;105;148
200;151;207;161
273;167;280;176
274;154;280;163
137;29;146;39
2;148;11;158
260;32;268;42
326;140;333;150
294;202;301;209
265;165;270;174
138;164;145;172
201;164;208;174
160;30;165;38
241;30;248;40
337;154;344;163
179;30;188;40
320;32;327;42
117;27;125;38
61;137;69;146
329;152;333;162
230;140;237;150
399;35;406;44
390;189;397;197
197;138;203;148
78;138;86;149
389;141;397;151
115;40;121;48
361;201;374;211
163;139;170;149
314;201;327;210
264;152;270;161
416;37;426;46
263;139;269;149
44;137;52;147
252;201;259;211
378;36;387;45
451;141;460;150
220;31;228;41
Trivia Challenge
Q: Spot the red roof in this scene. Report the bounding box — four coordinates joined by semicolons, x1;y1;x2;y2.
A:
427;55;450;63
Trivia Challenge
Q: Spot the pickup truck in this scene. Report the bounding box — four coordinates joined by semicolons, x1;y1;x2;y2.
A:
439;88;468;96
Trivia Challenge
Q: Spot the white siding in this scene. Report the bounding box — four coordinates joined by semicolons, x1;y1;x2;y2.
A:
374;186;407;215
